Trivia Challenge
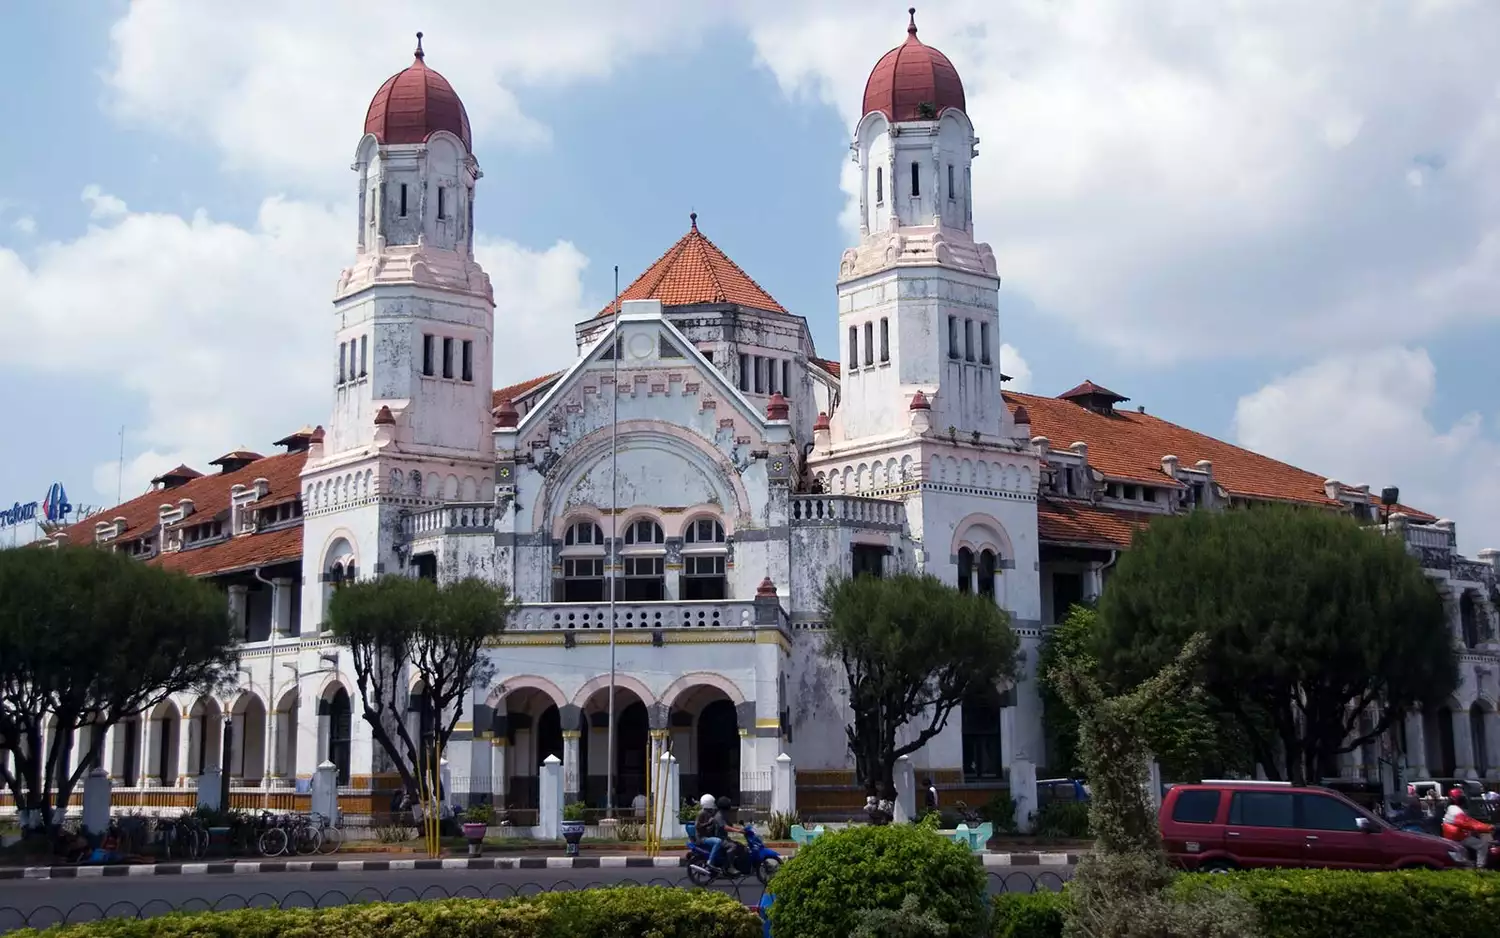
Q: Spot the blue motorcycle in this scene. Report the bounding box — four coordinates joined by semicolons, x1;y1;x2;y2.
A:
685;822;782;886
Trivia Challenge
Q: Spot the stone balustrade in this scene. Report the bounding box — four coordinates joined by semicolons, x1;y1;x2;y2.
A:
401;502;495;539
512;599;780;632
790;494;905;529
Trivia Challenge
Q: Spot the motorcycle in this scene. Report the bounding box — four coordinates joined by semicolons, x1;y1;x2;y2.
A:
685;822;782;886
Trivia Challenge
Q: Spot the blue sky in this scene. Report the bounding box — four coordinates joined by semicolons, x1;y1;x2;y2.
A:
2;1;1499;551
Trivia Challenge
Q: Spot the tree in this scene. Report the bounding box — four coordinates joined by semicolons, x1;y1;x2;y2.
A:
327;575;516;799
1095;504;1457;785
1038;604;1256;781
819;573;1018;795
1052;633;1257;938
0;546;239;830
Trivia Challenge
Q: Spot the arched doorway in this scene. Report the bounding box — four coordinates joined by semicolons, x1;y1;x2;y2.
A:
696;699;740;804
148;701;180;786
230;694;267;784
503;687;563;818
187;697;222;778
579;685;649;808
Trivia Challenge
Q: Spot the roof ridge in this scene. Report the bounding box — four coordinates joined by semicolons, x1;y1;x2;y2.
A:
699;230;786;312
689;231;730;303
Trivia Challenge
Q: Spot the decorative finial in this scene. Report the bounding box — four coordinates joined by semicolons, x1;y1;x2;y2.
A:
908;7;918;36
690;211;698;231
414;31;425;60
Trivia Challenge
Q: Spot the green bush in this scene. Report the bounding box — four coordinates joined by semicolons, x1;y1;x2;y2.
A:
8;889;760;938
1181;868;1500;938
990;891;1068;938
989;869;1500;938
978;793;1019;834
1031;801;1090;838
768;823;989;938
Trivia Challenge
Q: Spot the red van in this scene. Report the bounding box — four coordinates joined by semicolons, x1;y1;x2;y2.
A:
1159;780;1467;872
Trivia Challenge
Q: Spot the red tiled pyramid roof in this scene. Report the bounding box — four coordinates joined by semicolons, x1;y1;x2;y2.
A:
596;215;786;318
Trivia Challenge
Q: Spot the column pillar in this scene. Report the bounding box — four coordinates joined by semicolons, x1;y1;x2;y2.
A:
139;717;158;787
1454;710;1478;779
738;729;755;803
177;714;195;787
1404;711;1428;780
490;739;508;805
562;731;581;805
1485;711;1500;782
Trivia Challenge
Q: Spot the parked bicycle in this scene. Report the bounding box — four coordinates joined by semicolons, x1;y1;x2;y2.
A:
255;811;342;857
155;813;209;860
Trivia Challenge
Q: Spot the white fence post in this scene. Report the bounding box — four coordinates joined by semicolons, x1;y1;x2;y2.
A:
1010;755;1037;833
82;768;113;834
654;752;682;843
197;767;223;811
771;753;796;817
894;755;916;823
311;761;339;825
1146;758;1164;811
539;754;563;841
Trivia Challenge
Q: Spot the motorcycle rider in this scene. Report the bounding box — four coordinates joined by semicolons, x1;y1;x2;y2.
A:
710;795;742;872
693;794;723;871
1442;787;1494;868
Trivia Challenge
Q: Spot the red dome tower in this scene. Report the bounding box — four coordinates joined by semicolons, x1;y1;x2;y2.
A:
862;8;966;122
364;32;472;150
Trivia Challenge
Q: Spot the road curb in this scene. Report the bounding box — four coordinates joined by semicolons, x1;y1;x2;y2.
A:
0;852;1079;880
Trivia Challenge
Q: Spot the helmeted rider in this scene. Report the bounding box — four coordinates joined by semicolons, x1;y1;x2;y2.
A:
693;793;723;869
1442;787;1493;868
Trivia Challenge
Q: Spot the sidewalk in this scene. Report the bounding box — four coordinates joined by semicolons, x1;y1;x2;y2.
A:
0;849;1081;880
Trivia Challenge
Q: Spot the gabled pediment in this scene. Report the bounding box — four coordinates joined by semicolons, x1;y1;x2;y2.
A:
497;300;784;457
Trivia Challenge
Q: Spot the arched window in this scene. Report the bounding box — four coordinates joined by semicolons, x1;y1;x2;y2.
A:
977;550;997;599
875;166;883;204
621;518;666;601
623;519;664;546
683;518;728;601
559;520;606;603
956;548;973;594
326;688;353;785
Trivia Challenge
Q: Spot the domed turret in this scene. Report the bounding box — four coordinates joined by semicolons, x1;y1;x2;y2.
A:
364;32;471;150
862;8;966;122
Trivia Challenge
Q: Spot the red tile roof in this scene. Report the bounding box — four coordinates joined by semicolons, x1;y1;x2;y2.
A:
1007;390;1345;506
1037;498;1156;549
151;464;203;486
810;357;841;378
51;449;308;577
492;372;561;411
364;36;471;150
154;524;303;577
862;10;967;123
596;215;787;318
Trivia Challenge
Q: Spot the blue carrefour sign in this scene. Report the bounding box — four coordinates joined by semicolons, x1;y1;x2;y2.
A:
2;482;73;528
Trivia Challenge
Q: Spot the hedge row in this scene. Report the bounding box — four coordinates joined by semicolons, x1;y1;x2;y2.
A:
10;888;761;938
993;869;1500;938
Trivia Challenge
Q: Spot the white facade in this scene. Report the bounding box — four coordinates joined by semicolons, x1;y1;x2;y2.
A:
19;29;1500;827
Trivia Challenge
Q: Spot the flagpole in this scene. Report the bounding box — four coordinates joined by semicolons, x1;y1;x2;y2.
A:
606;265;620;820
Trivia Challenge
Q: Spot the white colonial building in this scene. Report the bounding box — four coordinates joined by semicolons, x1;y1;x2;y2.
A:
16;16;1500;824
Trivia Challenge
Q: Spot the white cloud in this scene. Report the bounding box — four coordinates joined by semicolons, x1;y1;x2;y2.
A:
476;237;593;386
999;343;1032;392
104;0;717;195
12;216;36;235
80;184;128;219
1233;348;1500;555
0;193;592;503
741;1;1500;362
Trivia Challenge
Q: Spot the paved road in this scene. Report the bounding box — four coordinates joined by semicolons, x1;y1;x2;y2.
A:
0;864;1072;932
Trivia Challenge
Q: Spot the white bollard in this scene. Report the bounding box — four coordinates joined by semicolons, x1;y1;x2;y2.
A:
539;755;563;841
771;753;796;817
81;768;113;834
197;767;223;811
654;752;682;843
311;761;339;825
894;755;916;823
1010;755;1037;833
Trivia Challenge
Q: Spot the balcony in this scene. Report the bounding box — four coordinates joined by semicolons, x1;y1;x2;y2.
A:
401;502;496;540
790;495;905;530
512;599;783;633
